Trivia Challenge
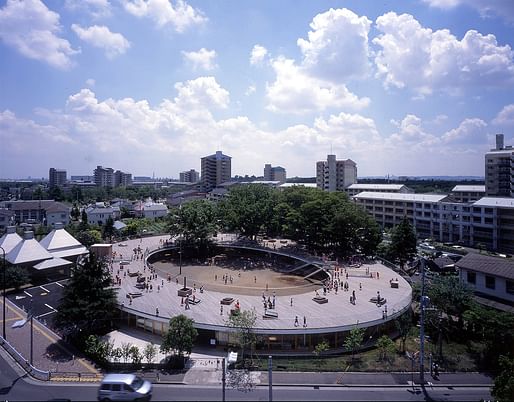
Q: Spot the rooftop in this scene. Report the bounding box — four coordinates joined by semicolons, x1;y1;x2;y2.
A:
457;253;514;280
353;192;448;202
0;226;23;254
6;232;53;265
472;197;514;208
347;184;408;191
451;185;486;193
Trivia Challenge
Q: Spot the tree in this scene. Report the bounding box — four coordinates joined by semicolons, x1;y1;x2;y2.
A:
84;335;113;365
54;252;118;338
4;266;30;290
376;335;396;361
167;200;218;248
160;315;198;364
395;311;412;353
492;355;514;402
143;343;158;364
76;229;102;247
390;217;417;268
313;340;329;371
102;216;115;241
344;326;364;361
218;184;278;239
225;309;257;364
71;205;80;221
79;210;89;231
129;346;142;364
121;342;132;363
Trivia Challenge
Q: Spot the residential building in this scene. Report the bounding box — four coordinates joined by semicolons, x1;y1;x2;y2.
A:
134;201;168;220
457;253;514;312
70;175;94;182
264;164;286;183
316;155;357;192
201;151;231;192
49;168;67;187
167;190;206;207
114;170;132;187
85;203;115;225
1;200;70;226
180;169;200;183
485;134;514;197
352;192;514;253
0;209;15;231
278;182;317;190
450;185;486;203
346;183;413;197
94;166;115;187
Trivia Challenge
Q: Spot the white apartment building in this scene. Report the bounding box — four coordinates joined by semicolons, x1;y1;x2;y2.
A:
316;155;357;192
180;169;200;183
353;192;514;253
201;151;231;192
85;203;116;225
450;185;486;203
264;164;286;183
485;134;514;197
346;183;413;197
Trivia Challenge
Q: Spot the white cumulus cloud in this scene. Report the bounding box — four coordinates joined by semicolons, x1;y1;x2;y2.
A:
266;57;370;114
0;0;79;69
182;48;217;71
297;8;372;82
72;24;130;59
250;44;268;65
65;0;111;18
492;104;514;125
122;0;206;32
373;12;514;94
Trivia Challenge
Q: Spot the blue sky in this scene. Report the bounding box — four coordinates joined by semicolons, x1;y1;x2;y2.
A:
1;0;514;179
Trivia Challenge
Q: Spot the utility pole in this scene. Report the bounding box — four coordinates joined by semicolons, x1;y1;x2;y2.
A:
419;257;427;385
268;355;273;402
222;357;226;402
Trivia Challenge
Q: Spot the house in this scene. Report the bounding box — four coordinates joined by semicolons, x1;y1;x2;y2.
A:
0;209;15;231
167;191;206;207
2;200;70;227
457;253;514;312
85;203;116;225
134;202;168;220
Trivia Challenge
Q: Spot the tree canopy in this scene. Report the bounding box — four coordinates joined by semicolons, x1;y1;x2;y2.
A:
225;309;257;362
167;200;218;246
389;217;417;267
160;314;198;360
54;252;117;338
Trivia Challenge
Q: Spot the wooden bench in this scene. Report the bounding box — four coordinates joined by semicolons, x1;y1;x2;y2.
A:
263;310;278;319
369;297;387;306
390;281;399;288
313;296;328;304
220;297;234;305
188;297;201;305
127;292;142;298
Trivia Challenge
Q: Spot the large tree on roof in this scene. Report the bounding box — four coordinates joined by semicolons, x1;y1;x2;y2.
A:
54;252;117;339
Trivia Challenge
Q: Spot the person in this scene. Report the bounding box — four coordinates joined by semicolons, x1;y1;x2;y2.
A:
303;316;307;327
294;316;299;327
290;297;293;306
220;305;223;315
433;363;439;378
156;307;159;316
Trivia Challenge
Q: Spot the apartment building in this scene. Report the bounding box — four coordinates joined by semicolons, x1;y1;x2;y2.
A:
346;183;413;197
316;155;357;192
353;192;514;253
49;168;67;187
114;170;132;186
180;169;200;183
1;200;70;226
264;164;286;183
94;166;115;187
485;134;514;197
201;151;231;192
450;185;486;203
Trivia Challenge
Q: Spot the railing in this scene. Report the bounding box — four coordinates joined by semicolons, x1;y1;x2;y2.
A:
49;371;103;381
0;336;50;381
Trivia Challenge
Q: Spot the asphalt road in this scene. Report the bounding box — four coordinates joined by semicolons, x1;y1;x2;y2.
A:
0;351;492;402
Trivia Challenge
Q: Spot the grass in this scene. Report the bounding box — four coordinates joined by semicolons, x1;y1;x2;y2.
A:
250;336;481;373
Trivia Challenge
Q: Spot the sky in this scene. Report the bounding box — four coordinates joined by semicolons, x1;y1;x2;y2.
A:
1;0;514;180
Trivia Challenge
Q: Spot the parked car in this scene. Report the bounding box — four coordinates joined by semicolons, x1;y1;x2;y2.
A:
98;374;152;401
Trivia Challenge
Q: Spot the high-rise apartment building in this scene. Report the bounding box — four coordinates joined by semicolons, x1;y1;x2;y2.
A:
48;168;67;187
316;155;357;192
201;151;231;192
114;170;132;187
180;169;200;183
485;134;514;197
94;166;115;187
264;164;286;183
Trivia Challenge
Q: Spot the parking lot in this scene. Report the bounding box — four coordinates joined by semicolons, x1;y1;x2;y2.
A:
8;280;67;331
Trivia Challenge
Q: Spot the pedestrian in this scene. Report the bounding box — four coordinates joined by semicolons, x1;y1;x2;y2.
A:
352;290;356;301
294;316;299;327
290;297;293;307
359;282;362;291
220;305;223;315
303;316;307;327
156;307;159;316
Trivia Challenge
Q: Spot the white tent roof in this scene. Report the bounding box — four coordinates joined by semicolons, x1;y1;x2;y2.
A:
40;226;82;251
6;233;53;265
0;227;23;255
33;256;73;271
50;246;88;259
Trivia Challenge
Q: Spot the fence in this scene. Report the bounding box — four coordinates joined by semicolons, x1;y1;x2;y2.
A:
0;336;50;381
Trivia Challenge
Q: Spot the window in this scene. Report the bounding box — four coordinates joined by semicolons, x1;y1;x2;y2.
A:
467;271;476;285
485;275;495;290
111;384;121;391
506;280;514;295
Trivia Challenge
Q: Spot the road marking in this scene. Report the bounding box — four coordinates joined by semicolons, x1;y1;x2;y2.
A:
37;310;56;319
24;290;32;297
55;282;65;288
40;286;50;293
44;303;57;312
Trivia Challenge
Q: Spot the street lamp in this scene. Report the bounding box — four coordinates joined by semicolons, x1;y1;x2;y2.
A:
1;245;6;340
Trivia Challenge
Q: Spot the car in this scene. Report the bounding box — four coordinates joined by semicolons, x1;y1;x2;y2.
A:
98;373;152;401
